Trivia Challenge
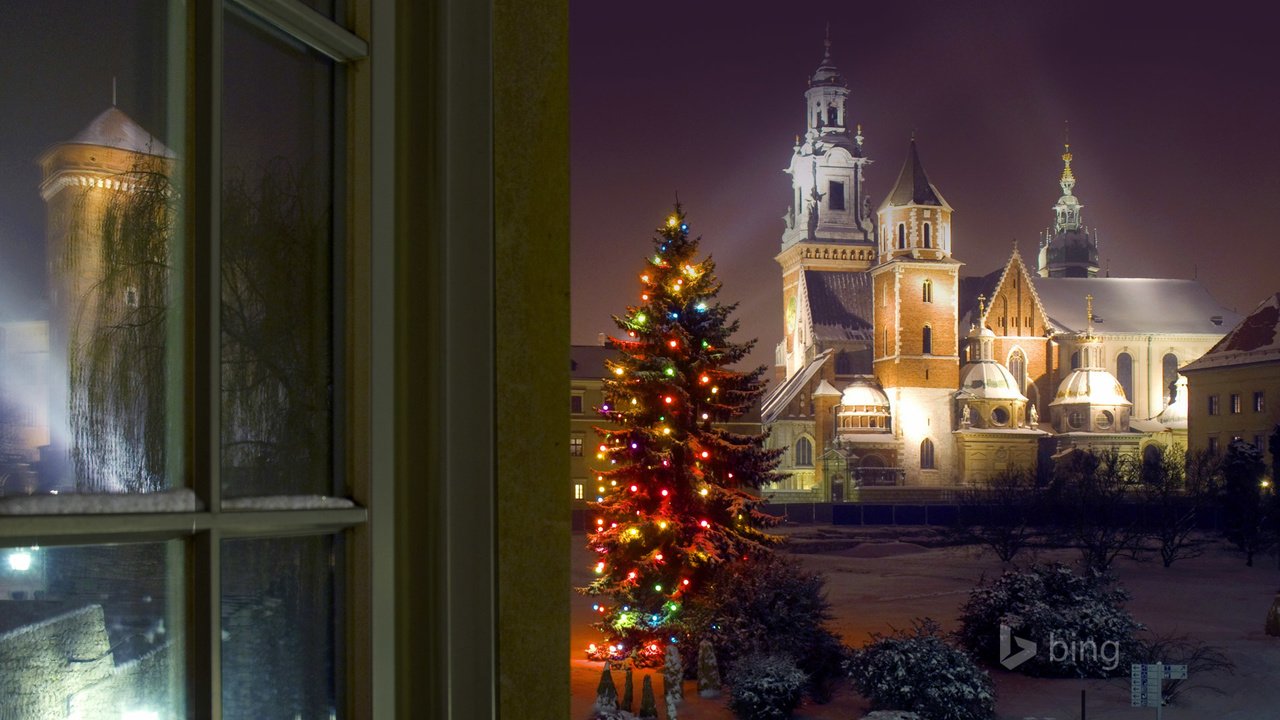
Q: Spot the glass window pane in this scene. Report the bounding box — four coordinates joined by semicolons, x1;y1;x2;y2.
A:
0;541;184;718
222;7;340;499
222;534;341;718
0;2;184;496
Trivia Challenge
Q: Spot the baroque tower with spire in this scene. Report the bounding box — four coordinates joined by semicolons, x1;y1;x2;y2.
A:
1037;140;1100;277
775;31;878;378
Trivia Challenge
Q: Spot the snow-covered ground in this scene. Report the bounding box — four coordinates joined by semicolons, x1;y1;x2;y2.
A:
569;527;1280;719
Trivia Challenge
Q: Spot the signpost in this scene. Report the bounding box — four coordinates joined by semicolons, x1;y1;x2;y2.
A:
1130;662;1188;719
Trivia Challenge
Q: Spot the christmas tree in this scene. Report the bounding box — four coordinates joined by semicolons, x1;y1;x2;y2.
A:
582;205;783;667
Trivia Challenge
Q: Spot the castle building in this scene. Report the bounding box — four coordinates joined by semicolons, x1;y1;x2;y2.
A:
763;39;1240;494
0;106;175;492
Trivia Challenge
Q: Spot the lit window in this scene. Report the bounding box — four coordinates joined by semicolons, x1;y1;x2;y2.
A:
920;438;935;469
1162;354;1179;404
573;484;584;500
922;279;933;303
1255;391;1266;413
1230;393;1242;414
795;436;813;466
1208;395;1220;415
570;436;584;457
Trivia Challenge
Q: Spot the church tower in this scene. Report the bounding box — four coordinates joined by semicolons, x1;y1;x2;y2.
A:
1037;142;1100;277
871;139;961;485
38;107;174;489
776;31;877;377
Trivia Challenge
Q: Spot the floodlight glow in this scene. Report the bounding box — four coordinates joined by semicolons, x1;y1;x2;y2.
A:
7;551;32;572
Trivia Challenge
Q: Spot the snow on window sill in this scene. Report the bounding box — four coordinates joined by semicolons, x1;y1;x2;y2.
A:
222;495;355;511
0;489;203;515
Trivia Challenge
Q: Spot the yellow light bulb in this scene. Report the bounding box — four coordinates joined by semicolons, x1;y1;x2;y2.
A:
614;367;625;376
667;216;678;227
699;488;708;496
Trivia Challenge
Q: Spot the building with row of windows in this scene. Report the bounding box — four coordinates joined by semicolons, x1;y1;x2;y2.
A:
761;38;1239;496
1182;293;1280;459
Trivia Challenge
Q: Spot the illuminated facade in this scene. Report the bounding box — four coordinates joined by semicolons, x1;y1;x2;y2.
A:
764;41;1240;493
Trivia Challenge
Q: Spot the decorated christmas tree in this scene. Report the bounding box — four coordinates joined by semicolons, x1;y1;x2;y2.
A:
582;205;783;667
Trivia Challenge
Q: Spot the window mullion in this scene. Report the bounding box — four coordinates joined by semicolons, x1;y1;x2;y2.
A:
190;0;223;717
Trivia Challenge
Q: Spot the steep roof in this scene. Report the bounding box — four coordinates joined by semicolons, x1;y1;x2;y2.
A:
803;270;873;342
1030;277;1239;335
762;349;833;424
68;107;174;158
880;139;950;210
1182;292;1280;372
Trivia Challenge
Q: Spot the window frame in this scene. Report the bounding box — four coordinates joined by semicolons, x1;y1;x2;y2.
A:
0;2;382;717
1255;391;1266;413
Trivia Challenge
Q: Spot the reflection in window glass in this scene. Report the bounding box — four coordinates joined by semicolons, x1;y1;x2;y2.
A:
0;1;182;495
222;8;340;499
0;542;183;718
222;534;340;718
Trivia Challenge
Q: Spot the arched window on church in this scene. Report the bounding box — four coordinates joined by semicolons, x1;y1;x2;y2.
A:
1117;352;1134;401
795;436;813;467
1070;350;1080;370
922;279;933;303
1162;353;1179;404
922;325;933;355
920;438;935;469
1008;349;1026;394
898;223;906;249
923;222;931;248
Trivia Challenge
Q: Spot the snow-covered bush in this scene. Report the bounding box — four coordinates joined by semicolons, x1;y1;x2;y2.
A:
726;652;807;720
957;562;1141;678
680;554;847;702
847;619;994;720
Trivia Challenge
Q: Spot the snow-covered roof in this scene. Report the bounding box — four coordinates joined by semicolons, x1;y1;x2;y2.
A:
1181;292;1280;372
804;270;873;343
959;360;1026;401
762;349;832;424
68;107;174;158
1031;277;1239;335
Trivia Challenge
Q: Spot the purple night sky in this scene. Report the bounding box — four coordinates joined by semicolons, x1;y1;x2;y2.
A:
571;1;1280;372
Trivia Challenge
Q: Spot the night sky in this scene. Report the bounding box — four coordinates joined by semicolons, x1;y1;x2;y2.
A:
571;1;1280;372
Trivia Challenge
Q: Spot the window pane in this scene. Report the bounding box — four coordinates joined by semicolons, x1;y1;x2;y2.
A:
0;541;184;717
222;7;340;499
222;534;341;718
0;1;184;495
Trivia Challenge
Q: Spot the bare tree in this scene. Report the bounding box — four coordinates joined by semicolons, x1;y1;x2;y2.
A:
1140;444;1216;567
1048;449;1146;573
954;467;1041;563
65;159;173;492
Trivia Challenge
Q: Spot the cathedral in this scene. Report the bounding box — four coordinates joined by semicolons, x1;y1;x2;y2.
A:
762;38;1240;497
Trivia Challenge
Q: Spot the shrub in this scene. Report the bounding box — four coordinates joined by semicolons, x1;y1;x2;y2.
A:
1132;631;1235;705
847;619;994;720
956;563;1141;677
680;554;847;702
726;652;807;720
